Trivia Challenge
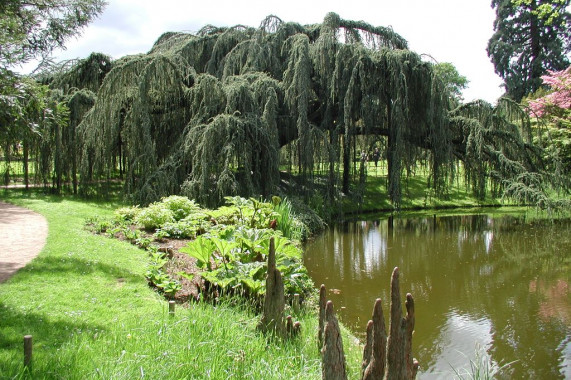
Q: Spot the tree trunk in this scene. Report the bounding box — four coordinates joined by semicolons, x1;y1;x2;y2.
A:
362;298;387;380
529;0;542;95
321;301;347;380
23;140;29;190
342;133;351;194
318;284;327;350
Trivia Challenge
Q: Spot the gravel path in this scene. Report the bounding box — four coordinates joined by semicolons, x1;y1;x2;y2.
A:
0;201;48;283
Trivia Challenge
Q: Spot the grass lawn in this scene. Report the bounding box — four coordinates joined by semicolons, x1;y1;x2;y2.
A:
321;161;509;215
0;159;34;185
0;189;362;379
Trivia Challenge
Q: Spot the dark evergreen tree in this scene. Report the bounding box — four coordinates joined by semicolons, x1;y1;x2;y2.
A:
487;0;571;102
0;0;106;69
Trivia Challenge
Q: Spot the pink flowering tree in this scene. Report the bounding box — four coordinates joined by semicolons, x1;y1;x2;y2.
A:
527;66;571;175
528;67;571;128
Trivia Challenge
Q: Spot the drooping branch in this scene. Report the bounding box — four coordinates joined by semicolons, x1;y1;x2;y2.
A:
38;12;560;210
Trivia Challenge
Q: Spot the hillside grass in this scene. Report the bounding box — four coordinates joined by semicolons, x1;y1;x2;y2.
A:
0;189;362;379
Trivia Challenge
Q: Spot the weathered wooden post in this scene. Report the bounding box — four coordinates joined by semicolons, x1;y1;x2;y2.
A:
318;284;327;351
258;237;285;335
293;293;301;314
24;335;32;369
385;267;419;380
168;300;175;316
321;301;347;380
361;298;387;379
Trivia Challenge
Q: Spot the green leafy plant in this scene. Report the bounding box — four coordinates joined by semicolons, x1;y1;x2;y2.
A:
273;197;299;239
234;227;273;262
160;195;200;221
179;236;215;270
85;216;115;234
122;226;142;242
157;279;182;297
159;220;198;239
224;196;250;223
113;206;141;223
135;236;152;249
134;203;174;230
153;229;169;241
211;235;238;274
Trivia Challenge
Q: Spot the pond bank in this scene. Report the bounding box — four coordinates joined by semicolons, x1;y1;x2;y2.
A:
0;190;363;379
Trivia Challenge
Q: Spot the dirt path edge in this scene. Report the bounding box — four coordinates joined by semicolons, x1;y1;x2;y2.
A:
0;201;48;283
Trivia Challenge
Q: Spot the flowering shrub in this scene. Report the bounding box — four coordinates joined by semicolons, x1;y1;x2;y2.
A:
528;67;571;126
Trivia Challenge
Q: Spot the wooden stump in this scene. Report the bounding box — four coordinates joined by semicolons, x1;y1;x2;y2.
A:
321;301;347;380
318;284;327;351
320;267;419;380
361;298;387;380
385;267;418;380
258;237;285;335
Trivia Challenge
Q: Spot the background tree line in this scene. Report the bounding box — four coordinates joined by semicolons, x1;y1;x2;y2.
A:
1;0;569;213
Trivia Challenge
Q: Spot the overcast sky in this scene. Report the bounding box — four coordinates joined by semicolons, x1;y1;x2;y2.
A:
27;0;506;103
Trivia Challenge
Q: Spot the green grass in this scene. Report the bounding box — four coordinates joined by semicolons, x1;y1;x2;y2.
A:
0;159;35;184
0;189;362;379
340;162;508;214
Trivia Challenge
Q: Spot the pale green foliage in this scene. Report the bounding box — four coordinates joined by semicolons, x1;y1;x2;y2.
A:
433;62;469;101
39;12;565;210
160;195;200;220
134;203;175;230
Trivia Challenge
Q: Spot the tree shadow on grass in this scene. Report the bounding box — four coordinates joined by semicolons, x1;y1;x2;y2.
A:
0;301;107;378
13;255;144;284
0;255;149;378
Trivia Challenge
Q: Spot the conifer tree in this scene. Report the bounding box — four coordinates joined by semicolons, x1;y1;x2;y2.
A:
487;0;571;102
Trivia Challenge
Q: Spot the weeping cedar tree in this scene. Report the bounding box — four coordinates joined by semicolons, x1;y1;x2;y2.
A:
45;13;567;210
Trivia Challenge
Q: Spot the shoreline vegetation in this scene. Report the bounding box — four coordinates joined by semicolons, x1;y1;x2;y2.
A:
0;182;566;379
0;188;363;379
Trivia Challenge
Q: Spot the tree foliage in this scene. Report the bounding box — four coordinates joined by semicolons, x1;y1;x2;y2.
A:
528;66;571;122
38;13;567;211
0;0;106;69
487;0;571;102
0;0;106;190
432;62;469;102
527;66;571;174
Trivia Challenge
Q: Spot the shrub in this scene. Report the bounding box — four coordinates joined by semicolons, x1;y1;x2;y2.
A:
160;195;200;221
206;206;240;225
160;220;198;239
134;203;174;230
113;206;141;222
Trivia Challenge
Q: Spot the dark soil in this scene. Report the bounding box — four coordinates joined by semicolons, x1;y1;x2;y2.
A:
111;229;204;304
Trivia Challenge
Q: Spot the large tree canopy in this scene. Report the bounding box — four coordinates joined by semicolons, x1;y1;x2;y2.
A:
487;0;571;102
41;13;566;210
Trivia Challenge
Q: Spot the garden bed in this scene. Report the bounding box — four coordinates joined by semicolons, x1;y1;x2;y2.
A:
86;195;315;306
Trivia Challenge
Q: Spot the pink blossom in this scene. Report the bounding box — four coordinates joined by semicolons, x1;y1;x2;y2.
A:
528;67;571;118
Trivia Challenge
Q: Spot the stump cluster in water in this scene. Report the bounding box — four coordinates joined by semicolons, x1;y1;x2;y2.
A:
319;267;419;380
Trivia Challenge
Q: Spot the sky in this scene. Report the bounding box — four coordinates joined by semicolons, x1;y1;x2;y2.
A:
24;0;506;103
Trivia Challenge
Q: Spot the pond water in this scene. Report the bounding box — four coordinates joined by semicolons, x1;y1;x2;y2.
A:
303;214;571;379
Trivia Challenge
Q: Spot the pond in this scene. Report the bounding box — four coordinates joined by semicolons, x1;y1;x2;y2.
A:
303;213;571;379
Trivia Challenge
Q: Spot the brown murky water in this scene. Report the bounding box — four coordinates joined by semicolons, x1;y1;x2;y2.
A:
303;214;571;379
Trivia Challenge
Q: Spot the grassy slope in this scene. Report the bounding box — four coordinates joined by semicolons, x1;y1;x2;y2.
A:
340;163;506;214
0;189;361;379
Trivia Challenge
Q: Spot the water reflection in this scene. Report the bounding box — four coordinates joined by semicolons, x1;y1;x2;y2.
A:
303;214;571;379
